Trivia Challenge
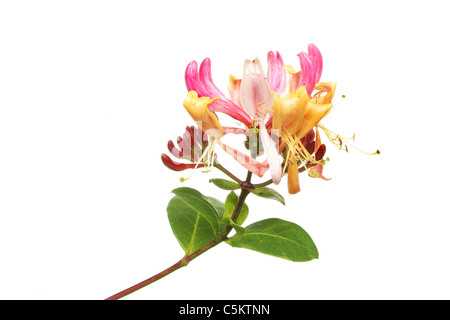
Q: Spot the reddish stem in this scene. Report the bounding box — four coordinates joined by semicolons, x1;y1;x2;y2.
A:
105;239;219;300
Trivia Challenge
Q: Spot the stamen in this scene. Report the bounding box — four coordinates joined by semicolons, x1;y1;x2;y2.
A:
280;129;321;169
252;104;272;123
317;123;380;155
332;95;346;106
180;136;219;182
282;147;291;174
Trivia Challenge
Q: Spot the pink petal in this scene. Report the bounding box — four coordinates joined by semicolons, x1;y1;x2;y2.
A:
185;61;209;96
168;140;183;159
240;58;274;119
267;51;287;95
259;125;282;185
185;59;252;126
220;143;269;177
308;44;323;84
298;52;316;95
199;58;232;104
223;127;247;135
199;59;252;126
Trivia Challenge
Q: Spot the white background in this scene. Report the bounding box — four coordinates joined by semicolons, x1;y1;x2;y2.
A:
1;0;449;300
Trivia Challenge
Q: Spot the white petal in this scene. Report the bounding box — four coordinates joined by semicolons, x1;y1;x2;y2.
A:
259;125;282;184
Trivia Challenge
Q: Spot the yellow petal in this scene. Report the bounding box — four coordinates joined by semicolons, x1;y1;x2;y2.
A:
282;65;297;74
296;100;332;139
287;155;300;194
183;91;224;137
272;86;309;136
314;81;337;104
271;93;283;131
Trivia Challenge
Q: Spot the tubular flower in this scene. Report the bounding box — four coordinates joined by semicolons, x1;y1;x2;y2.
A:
273;44;337;194
185;58;253;127
183;91;224;138
161;126;208;173
184;54;287;183
178;44;348;190
239;58;282;184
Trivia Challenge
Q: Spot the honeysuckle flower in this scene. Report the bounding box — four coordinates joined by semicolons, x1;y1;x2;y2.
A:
179;44;347;192
109;43;379;301
272;45;337;194
185;55;294;182
184;52;287;184
183;91;224;138
306;127;330;181
185;58;253;127
161;125;208;172
239;57;282;185
181;88;271;177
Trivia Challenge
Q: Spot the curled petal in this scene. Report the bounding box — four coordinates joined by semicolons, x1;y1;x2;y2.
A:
161;154;205;171
223;126;247;135
220;143;269;178
314;81;337;104
168;126;208;161
168;140;183;159
267;51;287;95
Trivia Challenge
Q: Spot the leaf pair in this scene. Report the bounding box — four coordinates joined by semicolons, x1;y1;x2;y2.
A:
167;187;318;262
166;188;219;256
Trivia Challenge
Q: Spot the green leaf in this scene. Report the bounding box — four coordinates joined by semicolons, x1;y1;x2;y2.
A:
171;188;219;230
209;178;241;190
225;218;318;262
224;191;249;226
205;196;225;222
249;187;285;205
167;187;219;255
205;196;226;233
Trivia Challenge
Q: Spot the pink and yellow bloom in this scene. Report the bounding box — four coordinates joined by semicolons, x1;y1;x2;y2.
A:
164;44;340;193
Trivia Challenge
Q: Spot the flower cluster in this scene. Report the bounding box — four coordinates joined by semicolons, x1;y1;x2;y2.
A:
162;44;340;194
